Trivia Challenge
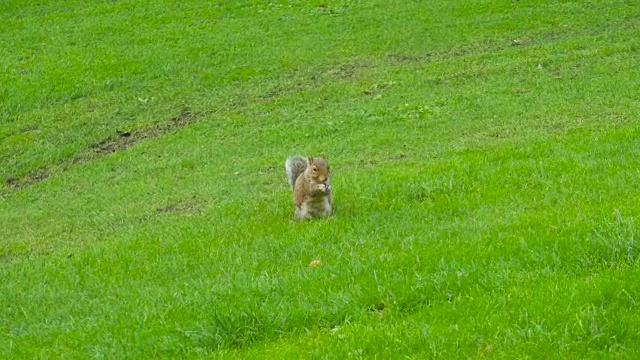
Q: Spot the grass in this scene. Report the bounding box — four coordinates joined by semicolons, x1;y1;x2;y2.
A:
2;0;640;357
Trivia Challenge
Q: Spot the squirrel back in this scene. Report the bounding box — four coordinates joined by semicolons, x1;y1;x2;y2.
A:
285;155;332;220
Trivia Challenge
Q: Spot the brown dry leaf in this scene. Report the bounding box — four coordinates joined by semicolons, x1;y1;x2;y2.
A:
309;260;321;267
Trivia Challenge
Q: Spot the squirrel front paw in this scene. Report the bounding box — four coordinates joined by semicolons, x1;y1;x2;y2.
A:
315;183;327;193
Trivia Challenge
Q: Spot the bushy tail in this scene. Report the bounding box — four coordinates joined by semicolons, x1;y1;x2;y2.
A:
285;156;308;190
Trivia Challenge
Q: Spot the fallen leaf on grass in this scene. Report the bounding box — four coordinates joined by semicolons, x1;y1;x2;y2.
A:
309;260;321;267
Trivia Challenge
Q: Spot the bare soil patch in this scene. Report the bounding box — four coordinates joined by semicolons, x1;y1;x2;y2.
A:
3;108;200;193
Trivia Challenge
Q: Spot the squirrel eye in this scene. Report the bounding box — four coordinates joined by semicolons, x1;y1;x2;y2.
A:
312;167;317;172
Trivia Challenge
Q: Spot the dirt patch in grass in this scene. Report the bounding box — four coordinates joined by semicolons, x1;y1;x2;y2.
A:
85;108;197;157
2;108;200;193
4;168;50;190
20;124;40;133
258;81;309;102
388;53;432;64
328;61;371;79
310;60;373;82
156;197;203;215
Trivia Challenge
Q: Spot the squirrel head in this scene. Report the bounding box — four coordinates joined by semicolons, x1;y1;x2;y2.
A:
307;155;330;183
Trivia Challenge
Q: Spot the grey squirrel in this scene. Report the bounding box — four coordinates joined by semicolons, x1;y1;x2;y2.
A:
285;155;332;220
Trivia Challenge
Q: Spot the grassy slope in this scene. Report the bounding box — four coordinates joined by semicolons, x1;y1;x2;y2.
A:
2;0;640;358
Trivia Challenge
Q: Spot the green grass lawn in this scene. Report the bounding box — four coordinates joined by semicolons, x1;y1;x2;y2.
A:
2;0;640;357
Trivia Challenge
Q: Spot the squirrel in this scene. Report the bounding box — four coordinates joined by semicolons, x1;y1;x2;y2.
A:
285;155;332;220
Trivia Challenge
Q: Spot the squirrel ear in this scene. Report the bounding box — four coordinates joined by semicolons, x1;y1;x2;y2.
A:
321;153;326;160
308;156;314;164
